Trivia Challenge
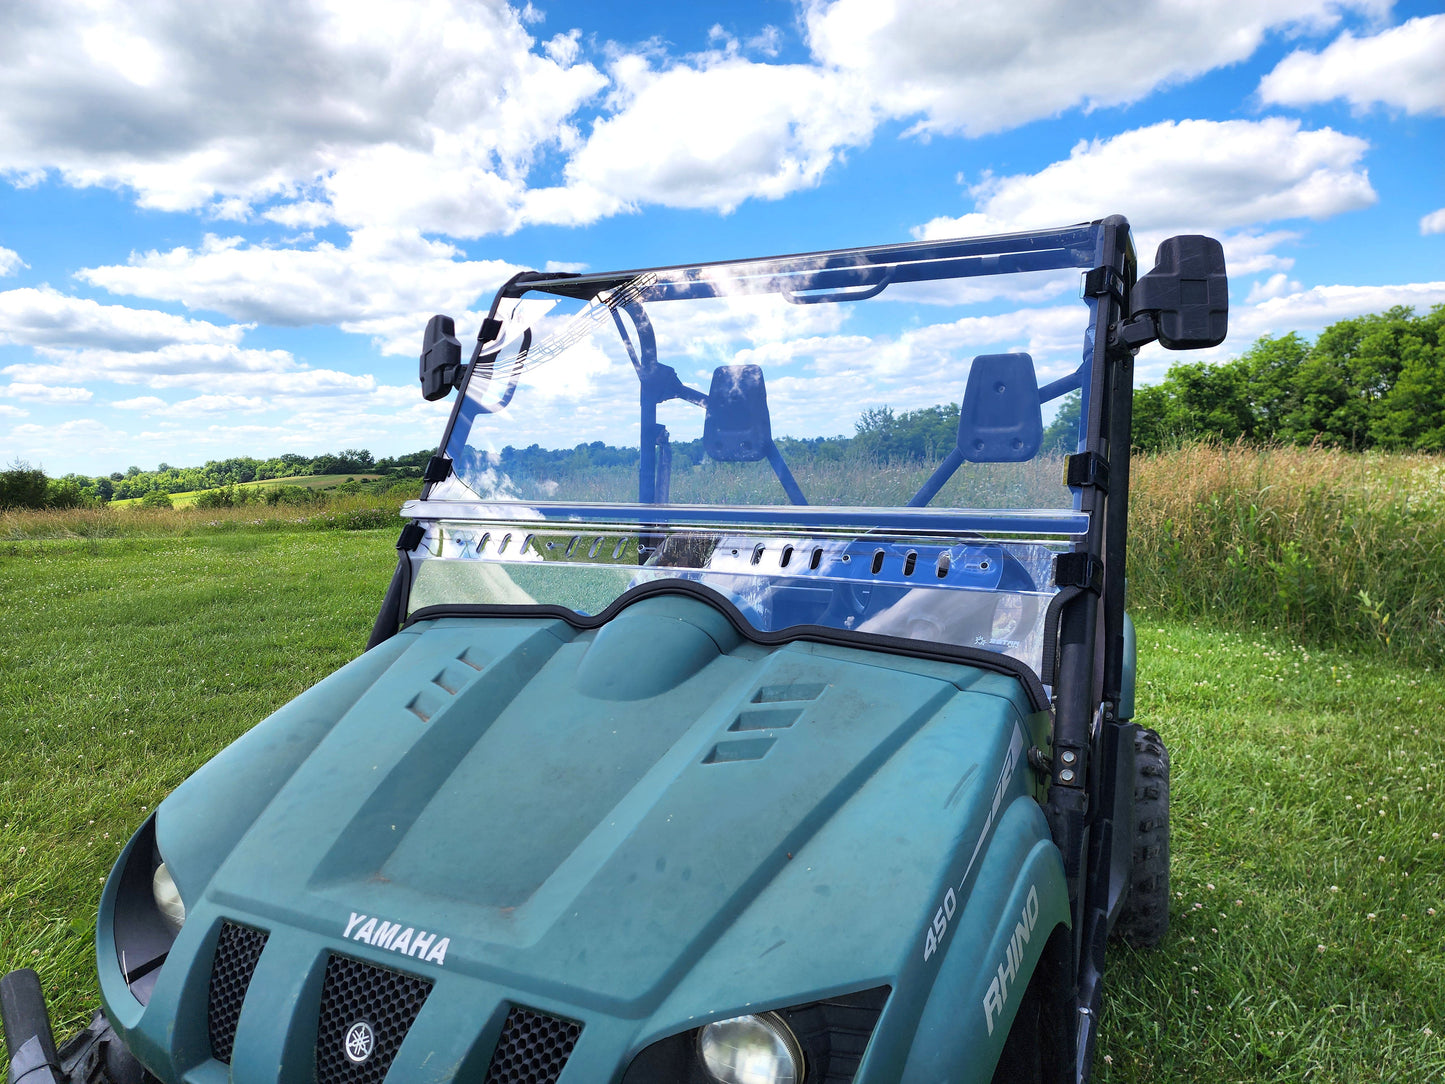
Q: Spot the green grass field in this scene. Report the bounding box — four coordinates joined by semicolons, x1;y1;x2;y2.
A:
2;531;1442;1080
105;474;383;508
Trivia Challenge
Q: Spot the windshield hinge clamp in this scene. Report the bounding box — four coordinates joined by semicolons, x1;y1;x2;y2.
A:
423;455;453;483
477;317;503;345
1081;266;1125;305
1064;451;1109;492
396;522;425;552
1054;552;1103;594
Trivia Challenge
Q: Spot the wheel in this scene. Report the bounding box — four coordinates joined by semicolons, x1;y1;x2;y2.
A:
1113;727;1170;948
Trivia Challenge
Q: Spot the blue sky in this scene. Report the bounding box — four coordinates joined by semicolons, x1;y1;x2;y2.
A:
1;0;1442;477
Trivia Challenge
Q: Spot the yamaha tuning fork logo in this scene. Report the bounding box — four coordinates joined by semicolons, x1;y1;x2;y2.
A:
343;1020;376;1064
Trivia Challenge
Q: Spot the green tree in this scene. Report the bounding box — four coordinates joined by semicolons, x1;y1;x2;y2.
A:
0;459;50;509
45;477;86;508
1370;305;1445;451
1237;332;1309;438
1131;362;1253;450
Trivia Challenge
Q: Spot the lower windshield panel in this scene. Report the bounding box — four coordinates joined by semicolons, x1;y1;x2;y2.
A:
406;520;1064;678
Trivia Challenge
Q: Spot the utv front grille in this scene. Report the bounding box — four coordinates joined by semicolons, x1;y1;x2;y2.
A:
315;954;433;1084
207;921;269;1063
483;1006;582;1084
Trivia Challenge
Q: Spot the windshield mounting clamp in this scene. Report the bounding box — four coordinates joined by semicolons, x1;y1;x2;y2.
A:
1063;452;1109;493
1081;265;1125;305
396;522;425;552
1054;552;1103;594
477;316;503;346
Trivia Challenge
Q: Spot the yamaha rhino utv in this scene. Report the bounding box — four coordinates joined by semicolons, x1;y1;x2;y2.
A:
3;215;1226;1084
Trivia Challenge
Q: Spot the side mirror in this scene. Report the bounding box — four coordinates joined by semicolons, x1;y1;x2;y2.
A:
1127;235;1228;350
419;315;463;401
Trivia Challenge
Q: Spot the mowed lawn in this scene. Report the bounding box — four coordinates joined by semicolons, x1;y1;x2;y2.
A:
2;532;1442;1080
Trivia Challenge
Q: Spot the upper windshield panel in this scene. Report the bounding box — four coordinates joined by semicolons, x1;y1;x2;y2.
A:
437;225;1103;533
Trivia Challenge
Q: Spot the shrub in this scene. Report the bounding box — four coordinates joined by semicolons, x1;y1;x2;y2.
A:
262;485;319;506
192;487;232;509
139;490;174;509
0;460;50;509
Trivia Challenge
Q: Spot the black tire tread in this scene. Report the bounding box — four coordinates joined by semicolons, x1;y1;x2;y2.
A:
1113;727;1170;948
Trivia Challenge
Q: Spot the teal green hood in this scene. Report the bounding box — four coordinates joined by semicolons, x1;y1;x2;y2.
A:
137;594;1047;1074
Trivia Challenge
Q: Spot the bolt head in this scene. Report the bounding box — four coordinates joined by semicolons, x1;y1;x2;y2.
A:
1059;768;1076;784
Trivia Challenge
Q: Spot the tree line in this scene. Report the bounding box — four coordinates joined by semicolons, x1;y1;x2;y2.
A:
0;448;436;510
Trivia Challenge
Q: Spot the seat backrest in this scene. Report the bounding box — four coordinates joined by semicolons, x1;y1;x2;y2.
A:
703;365;773;462
958;353;1042;462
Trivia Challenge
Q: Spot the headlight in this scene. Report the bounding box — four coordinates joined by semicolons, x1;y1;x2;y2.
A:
697;1012;803;1084
151;861;186;933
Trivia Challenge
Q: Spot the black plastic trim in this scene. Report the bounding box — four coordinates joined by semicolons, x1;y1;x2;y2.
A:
111;815;176;1007
402;578;1049;712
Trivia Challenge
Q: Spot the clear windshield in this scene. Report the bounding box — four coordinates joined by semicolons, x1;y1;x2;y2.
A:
405;224;1107;680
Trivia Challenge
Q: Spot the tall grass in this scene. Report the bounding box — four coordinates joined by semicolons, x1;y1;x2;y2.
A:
1128;443;1445;663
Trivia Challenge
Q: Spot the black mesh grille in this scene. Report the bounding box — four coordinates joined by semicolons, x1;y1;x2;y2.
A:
484;1006;582;1084
207;921;269;1063
315;954;432;1084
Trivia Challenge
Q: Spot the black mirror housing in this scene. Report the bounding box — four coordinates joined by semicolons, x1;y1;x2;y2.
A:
420;315;463;401
1130;235;1228;350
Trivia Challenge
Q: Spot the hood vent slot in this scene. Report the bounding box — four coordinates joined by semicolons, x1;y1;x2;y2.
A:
315;955;432;1084
405;648;488;722
484;1005;582;1084
751;682;826;704
704;736;777;763
207;921;269;1064
729;707;802;732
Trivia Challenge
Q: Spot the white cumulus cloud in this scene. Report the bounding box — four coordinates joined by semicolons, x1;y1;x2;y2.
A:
560;56;875;214
77;230;524;354
1233;281;1445;339
0;0;607;235
1258;15;1445;115
1245;273;1304;303
2;382;94;403
913;118;1374;275
1421;208;1445;236
0;247;25;276
805;0;1387;137
111;396;166;412
0;286;248;350
0;0;1400;233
